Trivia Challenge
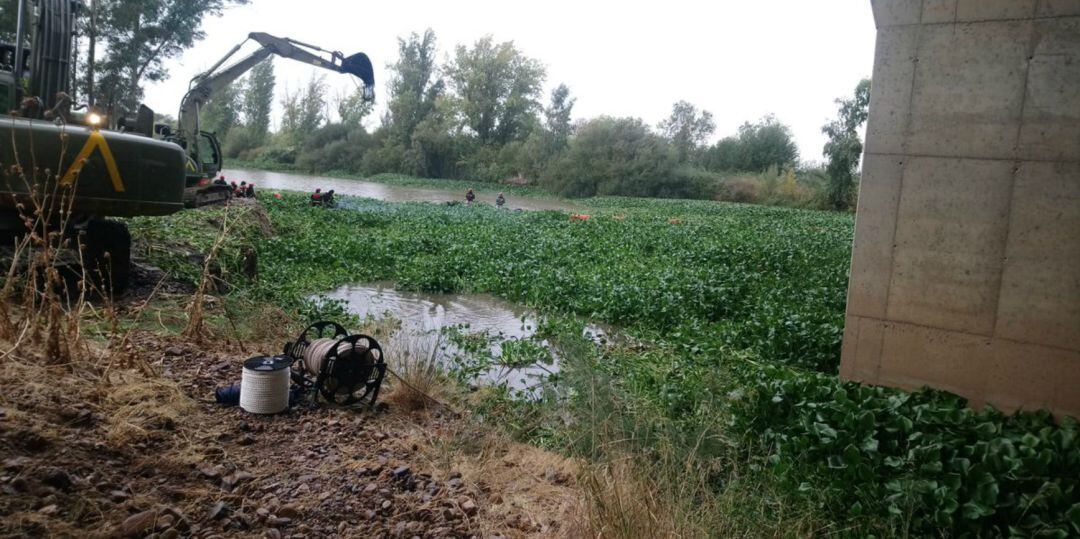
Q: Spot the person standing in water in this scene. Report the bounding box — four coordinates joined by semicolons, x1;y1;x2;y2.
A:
465;188;476;205
496;192;506;209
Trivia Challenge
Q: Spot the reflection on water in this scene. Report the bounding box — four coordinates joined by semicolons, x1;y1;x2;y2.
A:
223;168;580;212
320;283;550;391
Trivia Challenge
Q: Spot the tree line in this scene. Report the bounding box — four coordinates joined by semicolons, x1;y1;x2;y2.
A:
0;1;869;210
214;29;868;210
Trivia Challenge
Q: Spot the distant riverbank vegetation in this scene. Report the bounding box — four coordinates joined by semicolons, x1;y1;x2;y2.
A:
204;29;869;211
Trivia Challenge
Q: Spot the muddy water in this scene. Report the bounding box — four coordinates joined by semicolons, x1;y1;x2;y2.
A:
223;168;580;212
319;283;609;392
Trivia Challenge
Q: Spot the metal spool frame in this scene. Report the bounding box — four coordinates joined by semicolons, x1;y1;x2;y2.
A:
285;321;386;408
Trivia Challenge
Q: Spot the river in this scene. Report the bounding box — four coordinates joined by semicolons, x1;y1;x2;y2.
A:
222;168;581;212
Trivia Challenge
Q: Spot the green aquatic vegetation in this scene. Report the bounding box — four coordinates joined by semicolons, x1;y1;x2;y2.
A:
254;191;853;373
128;192;1080;535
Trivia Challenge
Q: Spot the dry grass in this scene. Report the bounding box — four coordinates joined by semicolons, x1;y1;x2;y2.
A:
382;330;445;413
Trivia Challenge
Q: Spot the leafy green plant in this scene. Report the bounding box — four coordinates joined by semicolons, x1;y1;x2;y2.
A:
732;365;1080;536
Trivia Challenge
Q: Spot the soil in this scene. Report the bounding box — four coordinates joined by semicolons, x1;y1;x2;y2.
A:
0;330;580;538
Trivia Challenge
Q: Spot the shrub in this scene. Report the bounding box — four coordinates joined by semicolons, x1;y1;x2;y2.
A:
733;365;1080;536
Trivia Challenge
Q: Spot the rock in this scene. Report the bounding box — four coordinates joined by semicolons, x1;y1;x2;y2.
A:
197;465;220;479
276;504;301;519
237;434;256;446
207;501;229;520
392;466;411;479
238;421;251;432
363;483;377;494
109;490;130;503
461;499;478;517
38;504;59;515
447;478;462;489
164;346;184;357
381;500;392;510
121;510;158;537
267;516;292;527
3;457;30;471
41;468;72;490
155;514;175;530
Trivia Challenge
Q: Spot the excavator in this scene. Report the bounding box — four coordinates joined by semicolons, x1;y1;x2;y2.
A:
0;0;374;290
169;32;374;206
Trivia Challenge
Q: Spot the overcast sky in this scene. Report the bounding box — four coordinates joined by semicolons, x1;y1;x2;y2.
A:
142;0;876;164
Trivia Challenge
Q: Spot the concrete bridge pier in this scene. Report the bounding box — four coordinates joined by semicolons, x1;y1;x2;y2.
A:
841;0;1080;416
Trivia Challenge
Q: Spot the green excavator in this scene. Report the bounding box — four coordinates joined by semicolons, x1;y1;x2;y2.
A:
0;0;374;290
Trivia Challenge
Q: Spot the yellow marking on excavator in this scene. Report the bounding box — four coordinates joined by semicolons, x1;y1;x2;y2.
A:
59;130;125;192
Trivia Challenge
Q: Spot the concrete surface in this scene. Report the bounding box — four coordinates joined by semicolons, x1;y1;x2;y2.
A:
843;0;1080;417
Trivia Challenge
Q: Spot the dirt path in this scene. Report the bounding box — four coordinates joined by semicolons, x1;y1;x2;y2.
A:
0;333;581;538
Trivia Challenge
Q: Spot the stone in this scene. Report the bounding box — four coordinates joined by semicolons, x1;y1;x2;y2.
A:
40;468;72;490
207;501;228;520
109;490;129;503
38;504;58;515
164;346;184;357
276;504;301;519
267;516;292;527
392;466;411;479
121;510;158;536
461;499;478;517
237;434;256;446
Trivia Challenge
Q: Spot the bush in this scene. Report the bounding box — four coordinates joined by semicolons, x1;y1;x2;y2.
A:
222;125;262;159
733;365;1080;536
542;116;682;198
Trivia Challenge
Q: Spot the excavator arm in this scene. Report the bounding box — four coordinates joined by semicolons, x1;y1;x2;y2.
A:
177;32;375;167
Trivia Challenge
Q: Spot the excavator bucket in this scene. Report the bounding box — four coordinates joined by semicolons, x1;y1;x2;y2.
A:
341;52;375;99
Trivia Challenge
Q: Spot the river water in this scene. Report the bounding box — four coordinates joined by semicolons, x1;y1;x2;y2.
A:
222;168;580;212
318;283;611;392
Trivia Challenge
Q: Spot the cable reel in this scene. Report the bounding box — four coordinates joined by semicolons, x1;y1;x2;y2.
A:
284;321;386;408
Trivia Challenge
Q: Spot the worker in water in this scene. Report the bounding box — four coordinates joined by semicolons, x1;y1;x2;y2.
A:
245;182;256;198
496;192;506;209
214;174;227;186
465;188;476;205
311;188;323;206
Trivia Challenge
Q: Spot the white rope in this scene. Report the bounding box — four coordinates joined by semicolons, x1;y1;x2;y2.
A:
240;365;290;414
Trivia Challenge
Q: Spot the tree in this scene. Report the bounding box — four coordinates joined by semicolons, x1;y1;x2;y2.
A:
705;115;799;172
384;29;443;145
281;75;327;144
822;79;871;210
200;80;240;138
445;36;545;145
659;100;715;162
88;0;249;112
298;74;327;136
545;117;690;198
545;83;575;150
242;58;275;144
336;86;374;126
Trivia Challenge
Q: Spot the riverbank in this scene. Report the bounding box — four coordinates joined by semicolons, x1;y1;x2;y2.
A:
227;161;556;198
5;194;1077;537
222;167;580;212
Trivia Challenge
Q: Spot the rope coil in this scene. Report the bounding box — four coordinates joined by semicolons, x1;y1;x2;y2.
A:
240;357;290;414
